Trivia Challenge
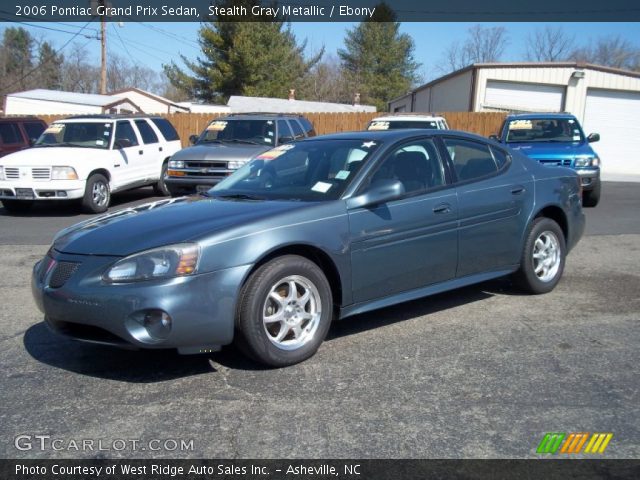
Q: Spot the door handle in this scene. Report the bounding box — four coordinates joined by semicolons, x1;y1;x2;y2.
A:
433;203;451;214
138;150;143;155
159;146;163;152
511;186;525;195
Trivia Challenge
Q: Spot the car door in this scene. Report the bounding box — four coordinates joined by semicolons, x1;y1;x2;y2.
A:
134;119;162;180
112;120;143;188
348;138;459;303
440;136;534;277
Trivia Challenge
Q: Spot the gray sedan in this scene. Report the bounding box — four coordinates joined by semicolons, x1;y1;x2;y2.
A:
32;130;585;366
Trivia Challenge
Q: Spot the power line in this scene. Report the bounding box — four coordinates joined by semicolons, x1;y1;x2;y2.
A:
111;23;136;65
0;18;99;39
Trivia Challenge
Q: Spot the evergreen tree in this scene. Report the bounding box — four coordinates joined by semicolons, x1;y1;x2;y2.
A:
0;27;35;92
37;41;64;90
164;0;322;102
338;3;419;110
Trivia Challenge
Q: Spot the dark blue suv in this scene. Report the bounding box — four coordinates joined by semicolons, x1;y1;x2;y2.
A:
492;113;601;207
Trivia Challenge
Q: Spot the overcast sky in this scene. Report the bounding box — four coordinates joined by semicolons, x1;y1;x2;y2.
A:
2;21;640;83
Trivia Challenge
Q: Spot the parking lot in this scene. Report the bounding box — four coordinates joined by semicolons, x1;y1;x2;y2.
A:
0;181;638;459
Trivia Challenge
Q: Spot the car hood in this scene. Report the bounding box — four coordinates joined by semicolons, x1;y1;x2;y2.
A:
507;142;596;160
170;143;271;162
0;146;109;165
53;196;310;256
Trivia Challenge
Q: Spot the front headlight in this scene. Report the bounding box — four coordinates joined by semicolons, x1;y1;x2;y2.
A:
227;160;245;170
0;166;4;180
51;166;78;180
168;160;184;168
103;243;200;283
575;156;600;168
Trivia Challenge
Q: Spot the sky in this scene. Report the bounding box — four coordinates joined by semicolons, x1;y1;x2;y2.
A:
2;20;640;86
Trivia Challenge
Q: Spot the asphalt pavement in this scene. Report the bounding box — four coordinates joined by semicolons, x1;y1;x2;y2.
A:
0;182;638;459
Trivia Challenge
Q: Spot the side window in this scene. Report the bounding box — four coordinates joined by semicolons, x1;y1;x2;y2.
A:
490;146;509;170
277;120;293;143
298;117;316;136
135;120;159;144
366;139;445;195
443;138;498;182
290;120;305;139
150;118;179;141
0;123;21;144
24;122;46;141
115;121;139;147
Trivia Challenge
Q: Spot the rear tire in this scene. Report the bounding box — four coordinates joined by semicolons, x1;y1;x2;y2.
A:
582;180;601;207
1;199;33;214
235;255;333;367
82;174;110;214
153;162;170;197
513;217;566;294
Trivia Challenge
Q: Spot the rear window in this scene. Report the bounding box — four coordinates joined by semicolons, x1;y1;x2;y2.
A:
151;118;180;141
298;117;315;136
368;120;441;130
0;123;21;144
290;120;305;139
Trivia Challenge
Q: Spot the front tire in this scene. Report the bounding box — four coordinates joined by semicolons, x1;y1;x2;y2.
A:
82;174;110;213
582;180;601;207
1;199;34;214
513;217;566;294
236;255;333;367
153;162;170;197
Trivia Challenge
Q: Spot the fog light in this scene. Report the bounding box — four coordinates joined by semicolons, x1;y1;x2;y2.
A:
142;310;172;340
56;191;68;197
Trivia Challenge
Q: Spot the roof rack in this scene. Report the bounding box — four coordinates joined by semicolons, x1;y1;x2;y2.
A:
225;112;305;117
65;113;161;120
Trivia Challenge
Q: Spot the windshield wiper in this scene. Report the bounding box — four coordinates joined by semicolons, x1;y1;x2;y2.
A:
224;139;262;145
214;193;266;201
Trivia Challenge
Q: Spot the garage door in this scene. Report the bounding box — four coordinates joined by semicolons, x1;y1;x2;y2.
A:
483;81;565;112
583;88;640;178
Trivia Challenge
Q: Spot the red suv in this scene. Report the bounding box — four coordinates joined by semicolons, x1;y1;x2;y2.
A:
0;117;47;157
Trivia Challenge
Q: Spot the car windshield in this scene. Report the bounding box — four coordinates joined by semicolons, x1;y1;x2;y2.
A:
198;119;277;146
34;122;113;149
208;139;381;201
505;118;584;143
368;120;440;130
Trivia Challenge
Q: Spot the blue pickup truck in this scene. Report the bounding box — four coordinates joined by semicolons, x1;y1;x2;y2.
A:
491;113;601;207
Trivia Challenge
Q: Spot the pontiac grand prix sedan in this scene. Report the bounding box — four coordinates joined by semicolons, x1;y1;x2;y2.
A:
32;130;585;367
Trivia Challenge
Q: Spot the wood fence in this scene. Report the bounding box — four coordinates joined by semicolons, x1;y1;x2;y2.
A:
36;111;506;147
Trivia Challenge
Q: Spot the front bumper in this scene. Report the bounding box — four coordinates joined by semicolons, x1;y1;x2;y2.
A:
0;179;86;200
31;251;252;354
164;176;224;194
575;168;600;191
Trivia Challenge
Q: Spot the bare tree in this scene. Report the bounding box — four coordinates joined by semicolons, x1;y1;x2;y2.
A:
526;26;575;62
297;54;353;104
60;43;99;93
571;35;640;70
439;25;509;73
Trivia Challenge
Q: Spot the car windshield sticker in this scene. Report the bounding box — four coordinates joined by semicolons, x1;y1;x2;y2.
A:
573;135;581;141
508;120;533;130
368;121;389;130
265;138;272;143
103;130;110;136
206;121;227;131
44;124;63;134
335;170;350;180
267;121;273;125
311;181;332;193
96;139;104;146
255;144;293;160
361;141;377;149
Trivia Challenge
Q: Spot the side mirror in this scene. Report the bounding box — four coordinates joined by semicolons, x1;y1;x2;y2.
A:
28;137;37;146
488;134;499;141
189;134;199;145
115;138;132;149
587;133;600;143
278;136;294;144
346;179;405;209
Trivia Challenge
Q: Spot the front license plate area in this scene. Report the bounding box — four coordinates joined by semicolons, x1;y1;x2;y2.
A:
196;185;211;193
15;188;35;199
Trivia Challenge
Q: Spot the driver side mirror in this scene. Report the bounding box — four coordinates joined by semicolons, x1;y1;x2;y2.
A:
278;136;294;145
114;138;132;149
587;132;600;143
488;134;500;142
189;134;199;145
28;137;38;146
346;179;405;209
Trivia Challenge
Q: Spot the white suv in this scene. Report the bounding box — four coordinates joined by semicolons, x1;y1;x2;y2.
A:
367;114;449;131
0;115;181;214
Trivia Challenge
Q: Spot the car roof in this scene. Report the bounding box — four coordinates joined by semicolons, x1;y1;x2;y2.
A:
371;115;445;121
298;129;488;143
222;113;307;120
61;114;164;121
505;113;577;120
0;116;45;123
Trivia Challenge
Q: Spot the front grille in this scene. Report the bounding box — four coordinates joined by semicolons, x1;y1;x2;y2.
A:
31;168;51;180
49;261;80;288
4;167;19;179
47;318;127;346
185;161;228;169
539;159;572;167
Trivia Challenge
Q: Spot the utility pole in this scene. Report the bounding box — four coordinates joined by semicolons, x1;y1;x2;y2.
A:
99;0;107;94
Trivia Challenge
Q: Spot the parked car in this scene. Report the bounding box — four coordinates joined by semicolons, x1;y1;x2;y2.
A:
164;113;315;196
0;114;181;214
0;116;47;157
32;129;584;367
367;114;449;131
491;113;601;207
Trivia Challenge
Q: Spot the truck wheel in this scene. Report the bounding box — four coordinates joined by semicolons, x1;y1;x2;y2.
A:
82;174;110;213
513;217;566;295
153;162;171;197
235;255;333;367
582;180;601;207
1;199;34;214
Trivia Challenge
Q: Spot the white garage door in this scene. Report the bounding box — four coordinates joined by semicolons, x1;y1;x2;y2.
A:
583;88;640;178
483;81;565;112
